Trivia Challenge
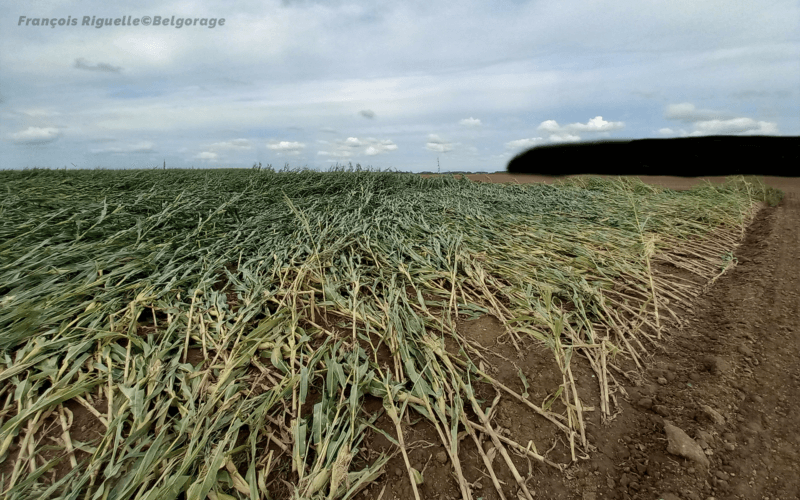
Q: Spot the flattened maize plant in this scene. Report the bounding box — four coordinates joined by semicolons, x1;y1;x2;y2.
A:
0;167;779;499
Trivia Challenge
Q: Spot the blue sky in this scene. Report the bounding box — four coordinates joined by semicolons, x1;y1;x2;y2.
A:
1;0;798;172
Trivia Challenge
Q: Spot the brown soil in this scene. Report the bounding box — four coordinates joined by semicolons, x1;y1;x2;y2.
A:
358;174;800;500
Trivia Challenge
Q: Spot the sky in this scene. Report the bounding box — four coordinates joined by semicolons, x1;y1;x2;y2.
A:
1;0;798;172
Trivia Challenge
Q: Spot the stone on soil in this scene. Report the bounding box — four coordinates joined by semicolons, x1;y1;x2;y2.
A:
700;355;731;375
664;421;710;467
695;429;714;443
699;404;726;425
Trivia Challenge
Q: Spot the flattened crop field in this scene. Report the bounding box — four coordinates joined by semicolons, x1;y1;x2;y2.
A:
0;168;787;499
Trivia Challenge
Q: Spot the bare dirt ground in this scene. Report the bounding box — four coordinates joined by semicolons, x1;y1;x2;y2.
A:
361;174;800;500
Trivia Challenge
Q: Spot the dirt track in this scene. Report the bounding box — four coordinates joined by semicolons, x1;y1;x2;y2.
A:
363;175;800;500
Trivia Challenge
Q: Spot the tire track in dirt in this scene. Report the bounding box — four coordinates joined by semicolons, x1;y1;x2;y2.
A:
712;190;800;499
597;189;800;500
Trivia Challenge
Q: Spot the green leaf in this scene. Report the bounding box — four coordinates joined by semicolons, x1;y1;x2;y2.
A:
542;386;563;412
299;365;309;404
412;467;423;485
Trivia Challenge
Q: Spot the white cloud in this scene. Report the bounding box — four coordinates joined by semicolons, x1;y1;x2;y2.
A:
317;150;352;159
91;141;154;154
459;117;482;127
575;116;625;132
664;103;727;123
692;118;778;135
537;120;561;133
319;137;397;158
365;139;398;156
10;127;61;144
194;151;218;161
664;103;779;135
538;116;624;135
658;128;675;135
267;141;306;153
188;139;250;162
506;137;545;150
528;116;623;144
425;134;453;153
547;133;581;143
208;138;252;150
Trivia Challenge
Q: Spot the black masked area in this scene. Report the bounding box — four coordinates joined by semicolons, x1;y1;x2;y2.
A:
507;136;799;177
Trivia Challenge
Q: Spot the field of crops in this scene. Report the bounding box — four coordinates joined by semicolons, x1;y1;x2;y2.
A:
0;167;782;499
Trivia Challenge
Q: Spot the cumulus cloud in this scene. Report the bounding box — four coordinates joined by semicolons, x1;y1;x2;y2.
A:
208;138;252;150
10;126;61;144
194;151;219;161
692;118;778;135
664;103;779;135
547;133;581;143
658;128;675;135
317;150;352;159
459;117;482;127
505;137;545;150
365;139;398;156
537;120;561;134
359;109;375;119
190;139;250;162
575;116;625;132
91;141;155;154
267;141;306;153
538;116;625;135
425;134;453;153
74;58;122;73
318;137;397;159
